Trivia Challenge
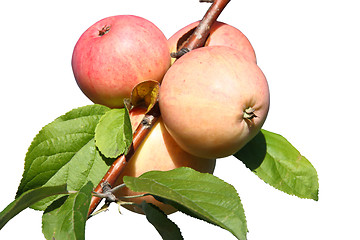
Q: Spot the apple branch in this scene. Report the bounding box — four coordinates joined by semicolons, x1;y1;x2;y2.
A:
88;103;160;216
88;0;231;217
171;0;231;59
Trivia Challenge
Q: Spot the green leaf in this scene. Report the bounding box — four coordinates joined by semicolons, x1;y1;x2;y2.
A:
0;184;68;230
42;182;93;240
140;201;183;240
94;108;132;158
16;104;111;210
123;167;247;240
234;129;319;201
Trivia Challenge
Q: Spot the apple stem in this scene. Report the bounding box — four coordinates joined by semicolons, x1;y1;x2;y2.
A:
171;0;231;58
88;0;232;217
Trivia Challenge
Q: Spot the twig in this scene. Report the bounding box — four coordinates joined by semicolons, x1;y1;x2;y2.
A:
88;103;160;216
171;0;231;58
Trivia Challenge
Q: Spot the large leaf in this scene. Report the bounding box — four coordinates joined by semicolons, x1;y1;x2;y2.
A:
16;104;112;210
42;182;93;240
94;108;132;158
140;201;183;240
0;184;68;230
123;167;247;240
234;129;319;200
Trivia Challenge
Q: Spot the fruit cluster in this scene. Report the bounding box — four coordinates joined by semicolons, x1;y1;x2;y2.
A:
71;15;270;213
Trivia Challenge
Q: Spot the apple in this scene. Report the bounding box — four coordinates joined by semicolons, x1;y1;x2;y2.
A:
115;108;216;214
159;45;270;159
168;21;256;64
72;15;171;108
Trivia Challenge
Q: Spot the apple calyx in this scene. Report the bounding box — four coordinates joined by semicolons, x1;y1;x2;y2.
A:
243;107;257;120
98;25;111;36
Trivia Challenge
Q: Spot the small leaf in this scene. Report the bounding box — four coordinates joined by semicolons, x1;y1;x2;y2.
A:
95;107;132;158
140;201;183;240
16;104;111;210
234;129;319;200
123;167;247;240
0;184;68;230
130;80;160;112
42;182;93;240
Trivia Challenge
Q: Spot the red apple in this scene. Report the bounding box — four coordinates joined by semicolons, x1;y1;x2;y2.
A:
159;46;269;159
168;21;256;64
72;15;171;108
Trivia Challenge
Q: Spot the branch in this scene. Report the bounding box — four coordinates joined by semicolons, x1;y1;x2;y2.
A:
171;0;231;58
88;103;160;216
88;0;231;217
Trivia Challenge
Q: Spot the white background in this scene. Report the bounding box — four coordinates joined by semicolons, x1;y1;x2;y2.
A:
0;0;359;239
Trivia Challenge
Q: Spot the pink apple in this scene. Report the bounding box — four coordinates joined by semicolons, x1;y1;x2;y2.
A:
168;21;257;64
159;46;270;159
72;15;171;108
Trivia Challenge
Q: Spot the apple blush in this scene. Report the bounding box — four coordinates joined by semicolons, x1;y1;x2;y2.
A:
72;15;171;108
